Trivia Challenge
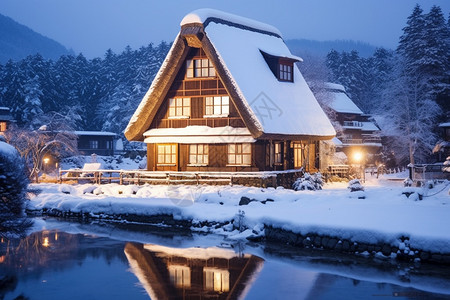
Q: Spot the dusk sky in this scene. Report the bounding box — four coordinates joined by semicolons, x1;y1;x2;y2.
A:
0;0;449;58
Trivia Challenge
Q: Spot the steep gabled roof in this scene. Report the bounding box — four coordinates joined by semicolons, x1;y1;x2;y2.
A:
125;9;335;141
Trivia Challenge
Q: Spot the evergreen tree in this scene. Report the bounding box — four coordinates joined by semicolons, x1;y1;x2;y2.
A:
397;4;426;73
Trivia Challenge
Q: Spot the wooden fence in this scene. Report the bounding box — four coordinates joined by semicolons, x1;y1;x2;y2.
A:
58;169;304;188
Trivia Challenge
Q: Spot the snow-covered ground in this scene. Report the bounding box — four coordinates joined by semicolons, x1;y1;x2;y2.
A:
27;173;450;256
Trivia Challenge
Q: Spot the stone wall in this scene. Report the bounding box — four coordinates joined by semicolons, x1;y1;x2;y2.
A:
265;226;450;265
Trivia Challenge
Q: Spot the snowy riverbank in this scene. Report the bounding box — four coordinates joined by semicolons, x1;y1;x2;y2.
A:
26;176;450;263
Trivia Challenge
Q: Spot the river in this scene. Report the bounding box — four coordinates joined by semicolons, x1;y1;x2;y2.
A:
1;218;450;300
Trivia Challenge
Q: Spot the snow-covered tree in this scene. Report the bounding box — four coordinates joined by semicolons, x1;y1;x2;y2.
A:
374;59;441;165
5;112;78;181
0;140;32;237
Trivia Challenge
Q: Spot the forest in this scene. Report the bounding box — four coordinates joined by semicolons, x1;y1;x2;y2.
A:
0;4;448;166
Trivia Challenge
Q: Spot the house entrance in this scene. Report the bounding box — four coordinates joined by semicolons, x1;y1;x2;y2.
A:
156;144;178;171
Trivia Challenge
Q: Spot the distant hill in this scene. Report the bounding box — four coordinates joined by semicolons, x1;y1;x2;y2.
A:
0;13;73;64
286;39;381;58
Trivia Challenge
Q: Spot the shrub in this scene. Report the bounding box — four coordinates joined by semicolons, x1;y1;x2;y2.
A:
348;179;364;192
293;173;324;191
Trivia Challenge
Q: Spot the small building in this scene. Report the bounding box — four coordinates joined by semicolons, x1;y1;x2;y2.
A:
0;107;14;134
125;9;335;172
325;83;382;165
75;131;120;156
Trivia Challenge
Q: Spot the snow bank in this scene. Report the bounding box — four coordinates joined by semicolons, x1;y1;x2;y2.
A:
27;178;450;254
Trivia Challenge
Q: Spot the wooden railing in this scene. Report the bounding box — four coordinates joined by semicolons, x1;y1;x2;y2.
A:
58;169;304;188
158;117;245;128
341;135;382;145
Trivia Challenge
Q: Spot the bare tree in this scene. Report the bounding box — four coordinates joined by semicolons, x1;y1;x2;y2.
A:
5;111;78;182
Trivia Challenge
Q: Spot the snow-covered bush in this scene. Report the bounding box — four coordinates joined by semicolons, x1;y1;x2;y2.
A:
292;173;324;191
444;156;450;173
0;141;32;236
347;179;364;192
403;178;413;187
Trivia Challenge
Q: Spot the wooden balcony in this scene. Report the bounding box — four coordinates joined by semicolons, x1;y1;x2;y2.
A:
341;135;381;145
156;117;245;128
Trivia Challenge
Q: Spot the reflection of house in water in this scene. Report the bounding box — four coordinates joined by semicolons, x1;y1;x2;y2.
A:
124;243;264;299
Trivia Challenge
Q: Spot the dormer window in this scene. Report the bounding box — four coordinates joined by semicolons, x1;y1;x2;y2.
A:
186;59;216;78
260;50;299;82
279;62;293;82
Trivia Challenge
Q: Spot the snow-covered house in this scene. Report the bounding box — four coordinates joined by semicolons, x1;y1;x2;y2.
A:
125;9;335;172
75;131;122;156
325;83;381;164
0;107;14;134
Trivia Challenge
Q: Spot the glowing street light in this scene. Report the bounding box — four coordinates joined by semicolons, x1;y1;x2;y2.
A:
353;151;363;163
352;150;365;182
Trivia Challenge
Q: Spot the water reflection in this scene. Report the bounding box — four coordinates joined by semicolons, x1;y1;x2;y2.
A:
124;243;264;299
0;226;449;300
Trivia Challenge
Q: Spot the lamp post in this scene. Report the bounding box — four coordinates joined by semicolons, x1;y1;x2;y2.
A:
352;151;365;183
43;157;50;174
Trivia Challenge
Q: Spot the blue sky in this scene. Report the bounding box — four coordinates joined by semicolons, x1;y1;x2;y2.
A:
0;0;449;58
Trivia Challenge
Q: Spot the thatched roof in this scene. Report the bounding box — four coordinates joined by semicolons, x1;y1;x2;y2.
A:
125;9;335;142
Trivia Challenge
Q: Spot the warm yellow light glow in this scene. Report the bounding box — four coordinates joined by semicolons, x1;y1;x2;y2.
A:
54;232;58;241
42;237;50;247
43;157;50;164
353;151;363;163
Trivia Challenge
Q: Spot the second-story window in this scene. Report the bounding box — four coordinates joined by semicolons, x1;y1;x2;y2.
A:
205;96;229;116
168;97;190;118
186;59;216;78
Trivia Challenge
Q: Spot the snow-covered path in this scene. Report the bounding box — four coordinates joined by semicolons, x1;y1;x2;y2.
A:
27;177;450;254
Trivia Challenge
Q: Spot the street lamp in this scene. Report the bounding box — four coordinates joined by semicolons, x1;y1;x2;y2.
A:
43;157;50;174
352;150;365;182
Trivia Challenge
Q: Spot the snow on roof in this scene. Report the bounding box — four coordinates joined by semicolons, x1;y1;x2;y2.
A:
204;19;335;137
181;8;283;38
361;121;379;132
125;9;335;140
144;244;245;260
332;137;342;145
439;122;450;128
74;131;117;137
143;126;255;144
326;86;363;115
325;82;346;92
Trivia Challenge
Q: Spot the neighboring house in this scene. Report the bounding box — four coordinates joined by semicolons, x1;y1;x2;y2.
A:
75;131;120;156
0;107;14;134
325;83;382;165
125;9;335;172
433;122;450;162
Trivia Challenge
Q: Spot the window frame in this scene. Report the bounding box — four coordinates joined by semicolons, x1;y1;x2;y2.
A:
227;143;252;166
274;142;283;165
204;96;230;117
186;58;216;79
89;140;99;149
168;97;190;118
278;61;293;82
188;144;209;166
156;144;177;166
